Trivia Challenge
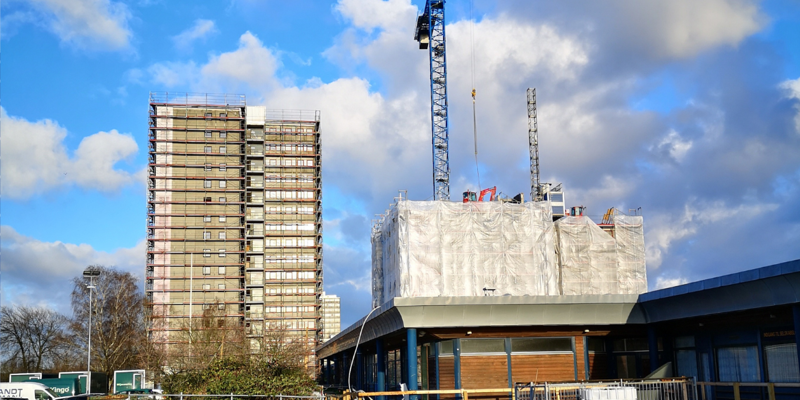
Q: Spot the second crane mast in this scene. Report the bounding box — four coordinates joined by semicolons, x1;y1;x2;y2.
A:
527;88;541;201
415;0;450;201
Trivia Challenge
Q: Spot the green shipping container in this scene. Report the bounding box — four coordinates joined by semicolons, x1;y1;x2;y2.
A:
56;373;87;394
9;374;41;382
113;370;144;394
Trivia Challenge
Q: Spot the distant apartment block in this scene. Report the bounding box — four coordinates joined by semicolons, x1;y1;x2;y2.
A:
146;93;322;363
321;292;341;342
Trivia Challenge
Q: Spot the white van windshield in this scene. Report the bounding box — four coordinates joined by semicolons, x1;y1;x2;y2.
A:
34;389;59;400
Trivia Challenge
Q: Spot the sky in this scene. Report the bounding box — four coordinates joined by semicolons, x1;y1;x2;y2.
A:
2;0;800;329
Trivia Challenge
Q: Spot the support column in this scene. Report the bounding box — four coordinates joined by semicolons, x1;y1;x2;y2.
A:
356;347;364;390
324;358;330;385
505;338;513;389
408;329;419;400
793;305;800;376
648;326;659;373
340;352;347;387
376;339;386;400
454;339;462;390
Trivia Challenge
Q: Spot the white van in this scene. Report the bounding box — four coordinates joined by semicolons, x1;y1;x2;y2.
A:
0;382;65;400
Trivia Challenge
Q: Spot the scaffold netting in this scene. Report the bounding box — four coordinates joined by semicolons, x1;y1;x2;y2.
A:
371;201;647;306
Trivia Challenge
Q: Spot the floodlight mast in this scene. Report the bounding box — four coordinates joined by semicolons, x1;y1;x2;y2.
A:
82;266;101;394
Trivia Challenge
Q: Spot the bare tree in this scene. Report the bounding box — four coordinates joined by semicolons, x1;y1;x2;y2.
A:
71;266;145;391
168;303;248;372
0;305;71;374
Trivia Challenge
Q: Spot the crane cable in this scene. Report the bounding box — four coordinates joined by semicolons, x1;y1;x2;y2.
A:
470;0;481;190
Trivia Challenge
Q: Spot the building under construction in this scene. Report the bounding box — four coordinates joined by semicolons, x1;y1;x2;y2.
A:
371;196;647;307
146;93;323;363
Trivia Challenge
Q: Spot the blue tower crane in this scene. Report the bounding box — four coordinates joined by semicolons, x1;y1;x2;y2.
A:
415;0;450;201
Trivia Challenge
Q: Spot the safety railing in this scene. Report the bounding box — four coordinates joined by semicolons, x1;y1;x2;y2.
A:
129;394;324;400
353;388;513;400
696;381;800;400
516;378;696;400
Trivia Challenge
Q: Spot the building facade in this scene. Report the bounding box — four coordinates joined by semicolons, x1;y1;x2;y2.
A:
321;292;341;342
146;93;322;363
319;259;800;399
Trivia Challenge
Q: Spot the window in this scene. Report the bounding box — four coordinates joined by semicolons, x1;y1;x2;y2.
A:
587;337;606;353
460;339;505;354
717;346;760;382
219;197;226;202
218;283;225;290
219;163;227;171
203;266;211;275
203;304;211;310
218;303;225;310
202;284;211;290
205;164;211;171
203;249;211;257
220;131;227;138
219;249;226;257
204;146;212;153
219;232;226;239
218;266;226;275
219;215;226;223
204;180;211;188
766;343;800;382
220;112;227;118
205;130;212;138
204;197;212;202
205;112;212;117
203;231;211;240
219;181;227;188
204;216;211;223
511;338;572;353
220;146;227;153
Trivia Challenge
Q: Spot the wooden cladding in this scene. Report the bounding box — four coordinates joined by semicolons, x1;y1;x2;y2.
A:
511;354;576;383
461;355;508;389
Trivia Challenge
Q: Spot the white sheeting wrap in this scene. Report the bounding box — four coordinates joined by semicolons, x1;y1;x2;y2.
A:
612;214;648;294
556;216;619;295
371;201;648;306
555;215;647;295
372;201;558;307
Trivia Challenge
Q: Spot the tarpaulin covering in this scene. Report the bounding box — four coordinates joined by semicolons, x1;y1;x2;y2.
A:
371;201;648;306
372;201;558;307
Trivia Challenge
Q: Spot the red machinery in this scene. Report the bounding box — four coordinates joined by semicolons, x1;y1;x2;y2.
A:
462;186;497;203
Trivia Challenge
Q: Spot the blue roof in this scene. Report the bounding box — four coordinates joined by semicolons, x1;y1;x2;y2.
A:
639;258;800;302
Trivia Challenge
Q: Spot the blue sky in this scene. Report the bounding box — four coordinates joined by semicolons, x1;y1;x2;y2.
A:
2;0;800;328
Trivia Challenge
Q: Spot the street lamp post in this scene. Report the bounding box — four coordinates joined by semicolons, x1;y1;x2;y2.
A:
83;267;101;395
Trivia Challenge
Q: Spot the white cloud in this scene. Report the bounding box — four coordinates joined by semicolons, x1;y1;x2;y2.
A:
0;225;144;314
172;19;217;51
334;0;417;33
653;130;693;163
616;0;765;59
568;175;637;207
149;32;281;93
26;0;133;50
782;77;800;135
645;200;779;270
653;275;689;290
0;107;139;199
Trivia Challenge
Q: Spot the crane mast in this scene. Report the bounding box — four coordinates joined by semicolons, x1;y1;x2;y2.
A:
415;0;450;201
527;88;541;201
